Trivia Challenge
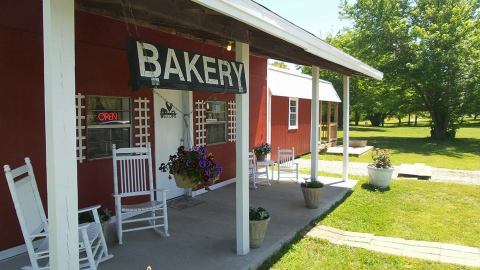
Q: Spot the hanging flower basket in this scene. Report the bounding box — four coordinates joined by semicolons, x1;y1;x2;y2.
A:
159;146;223;189
173;174;199;189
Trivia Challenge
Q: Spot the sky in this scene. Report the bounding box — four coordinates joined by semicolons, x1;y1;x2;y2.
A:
253;0;353;39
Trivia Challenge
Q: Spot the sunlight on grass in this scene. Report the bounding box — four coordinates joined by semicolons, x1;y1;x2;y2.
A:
268;238;473;270
320;177;480;247
303;124;480;170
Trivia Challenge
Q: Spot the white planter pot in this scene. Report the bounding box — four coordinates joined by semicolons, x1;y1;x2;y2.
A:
367;165;394;188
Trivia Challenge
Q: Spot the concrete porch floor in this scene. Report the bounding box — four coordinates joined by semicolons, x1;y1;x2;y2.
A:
1;177;356;270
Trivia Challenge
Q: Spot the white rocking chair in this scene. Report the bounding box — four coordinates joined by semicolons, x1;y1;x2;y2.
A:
3;157;113;270
277;147;299;181
249;152;270;188
112;143;169;245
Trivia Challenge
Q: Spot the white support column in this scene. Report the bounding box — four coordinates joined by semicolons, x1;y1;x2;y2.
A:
310;66;320;181
342;76;350;182
43;0;78;269
235;41;250;255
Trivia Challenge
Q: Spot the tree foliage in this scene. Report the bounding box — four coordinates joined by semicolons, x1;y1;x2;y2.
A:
305;0;479;138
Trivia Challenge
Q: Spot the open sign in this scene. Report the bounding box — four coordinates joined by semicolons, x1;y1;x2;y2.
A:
97;112;119;122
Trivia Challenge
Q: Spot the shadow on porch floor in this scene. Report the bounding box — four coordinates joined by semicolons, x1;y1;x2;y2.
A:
1;177;356;270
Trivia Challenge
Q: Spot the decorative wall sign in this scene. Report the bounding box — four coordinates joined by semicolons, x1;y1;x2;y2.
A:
127;38;247;94
160;101;177;118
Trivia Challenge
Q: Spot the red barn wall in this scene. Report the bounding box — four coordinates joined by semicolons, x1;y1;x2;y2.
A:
270;97;312;161
0;0;267;251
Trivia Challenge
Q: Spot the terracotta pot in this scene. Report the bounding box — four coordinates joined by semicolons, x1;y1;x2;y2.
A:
249;217;270;248
301;187;324;209
173;174;198;189
367;165;394;188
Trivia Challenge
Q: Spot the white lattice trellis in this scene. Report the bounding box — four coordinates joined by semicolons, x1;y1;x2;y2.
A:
75;93;86;163
134;97;151;147
227;100;237;142
195;100;206;146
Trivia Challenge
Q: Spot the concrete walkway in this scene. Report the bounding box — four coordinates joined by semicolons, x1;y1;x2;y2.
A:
297;159;480;185
308;225;480;267
0;178;356;270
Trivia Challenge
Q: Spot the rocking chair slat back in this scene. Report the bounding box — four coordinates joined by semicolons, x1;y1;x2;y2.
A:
113;143;153;198
4;157;48;266
278;147;295;167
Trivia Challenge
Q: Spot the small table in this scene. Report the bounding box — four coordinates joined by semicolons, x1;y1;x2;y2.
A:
256;160;275;182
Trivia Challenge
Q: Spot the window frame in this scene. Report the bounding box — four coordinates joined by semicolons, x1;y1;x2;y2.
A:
86;95;133;160
205;100;228;145
288;97;299;130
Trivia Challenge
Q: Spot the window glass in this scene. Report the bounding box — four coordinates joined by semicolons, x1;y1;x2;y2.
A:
289;98;298;129
205;101;226;144
87;96;131;159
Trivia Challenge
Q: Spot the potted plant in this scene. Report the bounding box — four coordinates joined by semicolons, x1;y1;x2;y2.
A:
367;148;394;188
159;146;222;189
254;143;271;161
300;180;324;209
249;207;270;248
79;207;112;245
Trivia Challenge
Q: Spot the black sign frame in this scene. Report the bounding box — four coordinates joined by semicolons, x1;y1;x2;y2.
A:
127;38;247;94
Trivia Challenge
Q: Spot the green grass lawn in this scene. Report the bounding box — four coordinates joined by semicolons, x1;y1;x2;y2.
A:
267;237;474;270
261;176;480;269
302;120;480;170
321;177;480;247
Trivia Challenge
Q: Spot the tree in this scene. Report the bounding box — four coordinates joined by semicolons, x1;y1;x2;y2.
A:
340;0;480;138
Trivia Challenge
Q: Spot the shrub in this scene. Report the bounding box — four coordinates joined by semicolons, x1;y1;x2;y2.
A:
250;207;270;221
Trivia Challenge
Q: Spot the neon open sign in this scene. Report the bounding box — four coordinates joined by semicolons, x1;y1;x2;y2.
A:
97;112;119;122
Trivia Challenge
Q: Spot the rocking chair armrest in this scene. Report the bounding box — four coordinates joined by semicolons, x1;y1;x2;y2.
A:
78;205;101;214
151;188;168;192
78;223;92;232
30;232;48;238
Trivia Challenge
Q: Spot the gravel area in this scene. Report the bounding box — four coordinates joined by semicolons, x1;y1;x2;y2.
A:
297;159;480;185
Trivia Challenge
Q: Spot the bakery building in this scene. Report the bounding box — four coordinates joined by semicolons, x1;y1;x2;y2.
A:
0;0;382;268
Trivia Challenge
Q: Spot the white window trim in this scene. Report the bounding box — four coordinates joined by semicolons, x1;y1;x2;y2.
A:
288;97;298;130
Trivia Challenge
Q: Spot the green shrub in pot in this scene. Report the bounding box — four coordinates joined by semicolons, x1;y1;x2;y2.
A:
249;207;270;248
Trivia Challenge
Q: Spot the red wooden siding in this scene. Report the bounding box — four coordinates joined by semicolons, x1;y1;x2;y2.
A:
0;0;267;251
270;97;312;161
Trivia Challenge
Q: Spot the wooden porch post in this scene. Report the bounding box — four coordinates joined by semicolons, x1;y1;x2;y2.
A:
235;41;250;255
342;76;350;182
43;0;78;269
310;66;320;181
327;102;331;143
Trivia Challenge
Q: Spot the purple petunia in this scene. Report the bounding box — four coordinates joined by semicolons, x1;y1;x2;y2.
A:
186;160;193;167
197;146;207;156
199;159;208;168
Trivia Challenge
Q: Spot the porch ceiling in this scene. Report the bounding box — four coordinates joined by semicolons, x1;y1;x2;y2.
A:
75;0;383;80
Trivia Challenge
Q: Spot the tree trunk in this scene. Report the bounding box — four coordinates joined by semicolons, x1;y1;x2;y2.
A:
354;111;360;126
414;115;418;126
408;114;411;126
397;117;402;126
430;112;454;139
475;113;478;120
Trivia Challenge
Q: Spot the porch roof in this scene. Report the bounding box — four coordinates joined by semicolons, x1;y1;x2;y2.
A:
75;0;383;80
268;66;342;103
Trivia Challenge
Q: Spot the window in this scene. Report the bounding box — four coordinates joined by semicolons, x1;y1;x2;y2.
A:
288;98;298;129
87;96;131;159
205;101;227;144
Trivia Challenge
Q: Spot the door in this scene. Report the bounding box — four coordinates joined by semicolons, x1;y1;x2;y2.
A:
154;89;185;199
